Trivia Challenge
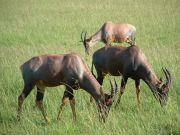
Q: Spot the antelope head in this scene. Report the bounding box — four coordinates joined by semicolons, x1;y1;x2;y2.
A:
81;31;91;55
152;68;172;106
98;79;118;122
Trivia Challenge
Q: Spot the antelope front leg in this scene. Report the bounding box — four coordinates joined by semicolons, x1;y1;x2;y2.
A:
115;77;128;107
70;98;77;121
116;86;125;106
136;87;141;105
135;80;141;105
57;96;69;121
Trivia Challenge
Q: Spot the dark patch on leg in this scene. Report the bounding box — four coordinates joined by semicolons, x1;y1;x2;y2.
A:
35;87;50;123
115;76;128;107
64;88;74;100
36;91;44;101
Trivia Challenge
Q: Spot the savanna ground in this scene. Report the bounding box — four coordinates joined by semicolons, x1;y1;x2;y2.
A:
0;0;179;134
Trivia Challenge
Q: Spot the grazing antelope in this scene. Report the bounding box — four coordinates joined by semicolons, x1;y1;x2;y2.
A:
91;45;172;106
17;53;118;123
81;21;136;54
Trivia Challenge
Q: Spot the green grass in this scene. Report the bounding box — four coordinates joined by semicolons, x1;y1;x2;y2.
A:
0;0;179;134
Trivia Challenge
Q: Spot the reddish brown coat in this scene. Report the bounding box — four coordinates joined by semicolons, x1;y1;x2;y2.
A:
92;45;172;106
18;53;116;122
81;21;136;54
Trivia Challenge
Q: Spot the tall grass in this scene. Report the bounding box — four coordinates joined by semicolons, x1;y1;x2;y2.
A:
0;0;179;135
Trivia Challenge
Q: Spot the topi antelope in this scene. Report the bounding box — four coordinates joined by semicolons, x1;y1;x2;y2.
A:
17;53;118;123
91;45;172;106
81;21;136;55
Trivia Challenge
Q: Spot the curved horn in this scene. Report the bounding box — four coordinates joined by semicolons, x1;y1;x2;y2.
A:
83;31;91;55
165;68;172;86
114;78;118;96
84;31;87;41
109;78;114;97
162;67;172;88
109;78;118;100
165;68;172;88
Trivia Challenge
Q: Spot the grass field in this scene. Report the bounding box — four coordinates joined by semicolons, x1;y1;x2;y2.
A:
0;0;179;134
